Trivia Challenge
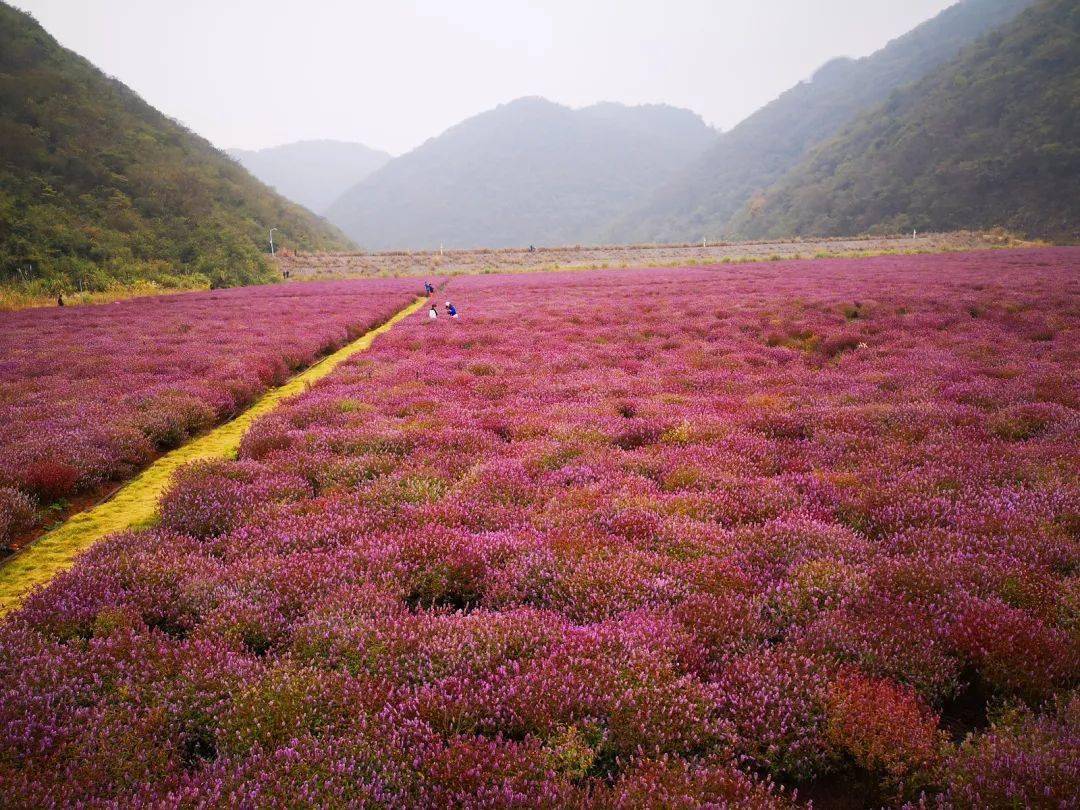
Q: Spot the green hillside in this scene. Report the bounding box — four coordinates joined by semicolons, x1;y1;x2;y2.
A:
0;2;352;297
733;0;1079;241
604;0;1035;244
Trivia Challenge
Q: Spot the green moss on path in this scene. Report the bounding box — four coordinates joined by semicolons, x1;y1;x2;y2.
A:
0;297;426;616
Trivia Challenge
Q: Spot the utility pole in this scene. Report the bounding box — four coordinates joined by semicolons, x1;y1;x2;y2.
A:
269;227;278;256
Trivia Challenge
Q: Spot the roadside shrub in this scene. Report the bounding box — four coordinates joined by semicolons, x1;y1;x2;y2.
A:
607;755;789;808
612;417;668;450
820;332;862;358
765;558;865;632
393;526;493;610
943;694;1080;808
19;459;79;502
948;596;1075;701
988;402;1060;441
216;665;367;758
238;415;293;460
799;596;964;704
712;649;836;781
0;486;36;546
826;672;946;800
130;393;215;449
158;460;311;539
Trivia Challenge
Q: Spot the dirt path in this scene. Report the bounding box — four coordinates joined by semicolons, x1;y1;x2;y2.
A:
0;297;427;616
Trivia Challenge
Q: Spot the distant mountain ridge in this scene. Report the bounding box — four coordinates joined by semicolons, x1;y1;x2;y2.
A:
0;1;352;295
326;97;717;250
228;140;391;214
731;0;1079;241
603;0;1037;244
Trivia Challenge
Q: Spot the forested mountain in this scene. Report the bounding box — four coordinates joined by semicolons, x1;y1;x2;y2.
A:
603;0;1036;244
0;2;352;295
326;98;716;250
731;0;1079;241
228;140;391;214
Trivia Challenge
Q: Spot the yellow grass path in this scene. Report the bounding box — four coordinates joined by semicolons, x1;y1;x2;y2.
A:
0;297;427;616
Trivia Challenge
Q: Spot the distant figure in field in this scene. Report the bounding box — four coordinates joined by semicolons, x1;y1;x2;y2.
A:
429;304;438;321
56;293;64;307
528;245;535;253
445;301;458;318
424;281;434;295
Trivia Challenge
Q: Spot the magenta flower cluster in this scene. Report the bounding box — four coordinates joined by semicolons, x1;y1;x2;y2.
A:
1;249;1077;806
0;279;420;541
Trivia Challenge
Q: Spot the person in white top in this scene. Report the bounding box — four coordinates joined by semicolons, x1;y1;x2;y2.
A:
428;305;438;321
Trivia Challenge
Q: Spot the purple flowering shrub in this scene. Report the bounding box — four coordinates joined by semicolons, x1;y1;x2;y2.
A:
1;249;1078;805
159;459;313;539
942;693;1080;807
0;279;420;518
0;487;35;546
825;672;947;801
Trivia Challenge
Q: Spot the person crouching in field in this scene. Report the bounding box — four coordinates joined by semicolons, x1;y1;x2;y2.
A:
445;301;458;318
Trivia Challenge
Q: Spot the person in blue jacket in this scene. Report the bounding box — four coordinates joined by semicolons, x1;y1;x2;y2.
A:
445;301;458;318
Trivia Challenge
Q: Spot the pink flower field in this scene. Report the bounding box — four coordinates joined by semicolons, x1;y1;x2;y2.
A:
0;279;421;544
1;249;1077;806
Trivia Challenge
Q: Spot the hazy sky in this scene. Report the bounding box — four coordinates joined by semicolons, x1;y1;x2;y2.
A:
14;0;956;155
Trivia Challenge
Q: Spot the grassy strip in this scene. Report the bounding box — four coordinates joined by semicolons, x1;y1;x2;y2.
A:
0;280;213;311
0;297;427;616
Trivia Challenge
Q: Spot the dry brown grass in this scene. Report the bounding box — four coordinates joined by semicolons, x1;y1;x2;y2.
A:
0;280;210;312
278;230;1034;282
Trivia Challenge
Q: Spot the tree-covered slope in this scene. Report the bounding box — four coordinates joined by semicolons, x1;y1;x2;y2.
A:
731;0;1079;241
228;140;391;215
326;97;716;250
0;2;353;294
604;0;1035;244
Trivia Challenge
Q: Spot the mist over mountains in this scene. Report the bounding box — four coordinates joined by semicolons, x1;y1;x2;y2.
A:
325;98;716;250
314;0;1067;249
228;141;391;215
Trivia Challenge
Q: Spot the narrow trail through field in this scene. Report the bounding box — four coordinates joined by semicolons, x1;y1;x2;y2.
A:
0;297;427;616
